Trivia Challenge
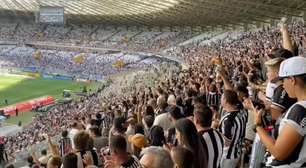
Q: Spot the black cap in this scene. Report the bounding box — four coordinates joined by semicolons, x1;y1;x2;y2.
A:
268;48;293;59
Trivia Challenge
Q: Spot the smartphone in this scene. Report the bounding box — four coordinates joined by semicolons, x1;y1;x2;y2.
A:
102;148;110;156
252;101;265;111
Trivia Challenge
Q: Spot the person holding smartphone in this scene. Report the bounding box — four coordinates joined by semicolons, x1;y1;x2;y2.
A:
253;56;306;167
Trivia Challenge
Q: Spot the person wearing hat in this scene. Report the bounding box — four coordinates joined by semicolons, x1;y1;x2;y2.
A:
128;133;148;158
249;49;297;168
253;56;306;167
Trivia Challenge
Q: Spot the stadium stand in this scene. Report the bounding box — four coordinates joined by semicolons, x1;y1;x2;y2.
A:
0;0;306;168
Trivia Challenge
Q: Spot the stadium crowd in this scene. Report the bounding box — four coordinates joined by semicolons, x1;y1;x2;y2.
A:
1;19;306;168
0;46;168;80
0;23;197;53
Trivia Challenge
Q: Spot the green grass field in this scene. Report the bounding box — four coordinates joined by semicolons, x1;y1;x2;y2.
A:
0;75;100;125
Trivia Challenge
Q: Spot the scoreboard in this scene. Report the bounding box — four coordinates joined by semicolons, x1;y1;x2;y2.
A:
38;6;65;24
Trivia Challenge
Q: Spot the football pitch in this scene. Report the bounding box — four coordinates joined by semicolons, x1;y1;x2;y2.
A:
0;74;100;125
0;75;98;107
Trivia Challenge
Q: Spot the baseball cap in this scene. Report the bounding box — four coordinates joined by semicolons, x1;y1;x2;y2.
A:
278;56;306;79
128;133;148;149
265;48;293;66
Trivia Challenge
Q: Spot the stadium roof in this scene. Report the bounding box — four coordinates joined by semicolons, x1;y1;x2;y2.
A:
0;0;305;26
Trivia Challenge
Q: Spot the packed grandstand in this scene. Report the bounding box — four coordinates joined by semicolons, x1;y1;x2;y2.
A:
1;1;306;168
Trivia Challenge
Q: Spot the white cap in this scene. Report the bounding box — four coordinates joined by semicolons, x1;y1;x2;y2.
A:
279;56;306;78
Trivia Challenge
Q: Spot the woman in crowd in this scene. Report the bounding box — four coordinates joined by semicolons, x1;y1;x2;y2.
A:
149;126;166;147
170;146;194;168
174;118;208;168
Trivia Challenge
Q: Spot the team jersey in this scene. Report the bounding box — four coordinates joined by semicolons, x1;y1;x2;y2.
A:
199;129;224;168
267;101;306;167
219;110;246;160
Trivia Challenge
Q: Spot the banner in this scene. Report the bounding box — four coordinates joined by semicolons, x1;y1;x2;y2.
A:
53;75;73;81
42;73;73;80
21;72;41;78
1;96;55;116
22;66;41;73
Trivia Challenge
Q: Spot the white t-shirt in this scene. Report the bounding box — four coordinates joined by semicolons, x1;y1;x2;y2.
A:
69;128;79;149
266;101;306;167
265;82;280;102
245;109;256;141
125;125;135;137
153;113;172;131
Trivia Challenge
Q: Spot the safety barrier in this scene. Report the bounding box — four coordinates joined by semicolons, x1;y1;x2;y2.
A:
1;96;55;116
41;73;73;80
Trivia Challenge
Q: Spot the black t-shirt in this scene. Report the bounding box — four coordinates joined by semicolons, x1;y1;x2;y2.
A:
271;85;297;138
271;84;297;112
96;118;103;127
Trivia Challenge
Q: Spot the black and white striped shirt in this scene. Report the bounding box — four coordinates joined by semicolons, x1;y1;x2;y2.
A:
219;110;246;160
238;108;248;140
121;155;141;168
199;129;224;168
59;137;72;157
206;92;221;107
